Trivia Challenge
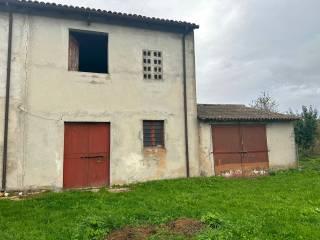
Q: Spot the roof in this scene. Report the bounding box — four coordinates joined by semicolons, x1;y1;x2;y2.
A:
197;104;299;121
0;0;199;33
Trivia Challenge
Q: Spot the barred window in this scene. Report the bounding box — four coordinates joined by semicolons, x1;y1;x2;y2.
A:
143;120;164;147
142;50;163;80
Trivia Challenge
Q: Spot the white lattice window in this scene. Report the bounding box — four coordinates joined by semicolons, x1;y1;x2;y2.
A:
143;50;163;80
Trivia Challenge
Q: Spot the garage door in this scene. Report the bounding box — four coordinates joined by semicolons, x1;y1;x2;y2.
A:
212;125;269;177
63;123;110;188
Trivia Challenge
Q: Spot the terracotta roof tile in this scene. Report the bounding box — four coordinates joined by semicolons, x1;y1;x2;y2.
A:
0;0;199;32
197;104;299;121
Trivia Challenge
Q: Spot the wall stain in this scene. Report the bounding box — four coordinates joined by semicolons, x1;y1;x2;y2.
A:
143;147;167;178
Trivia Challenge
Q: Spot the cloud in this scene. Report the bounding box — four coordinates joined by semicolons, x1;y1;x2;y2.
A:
47;0;320;111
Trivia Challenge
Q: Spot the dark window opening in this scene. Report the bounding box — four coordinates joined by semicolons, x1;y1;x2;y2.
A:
143;120;164;147
68;30;108;74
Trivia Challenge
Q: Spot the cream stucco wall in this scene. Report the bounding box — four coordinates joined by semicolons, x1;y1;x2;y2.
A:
266;122;297;170
198;122;297;176
0;12;199;190
0;13;29;189
198;122;214;176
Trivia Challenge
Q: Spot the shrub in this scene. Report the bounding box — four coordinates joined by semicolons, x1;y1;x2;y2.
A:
201;213;224;229
72;216;111;240
294;106;319;155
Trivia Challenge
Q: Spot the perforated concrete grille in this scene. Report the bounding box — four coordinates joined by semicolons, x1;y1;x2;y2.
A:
143;50;163;80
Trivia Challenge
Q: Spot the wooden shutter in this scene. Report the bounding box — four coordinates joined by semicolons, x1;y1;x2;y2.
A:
68;35;79;71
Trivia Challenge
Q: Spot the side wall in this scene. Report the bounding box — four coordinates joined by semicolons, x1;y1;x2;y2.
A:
0;12;199;190
266;122;297;170
0;13;29;190
198;122;297;176
198;122;214;176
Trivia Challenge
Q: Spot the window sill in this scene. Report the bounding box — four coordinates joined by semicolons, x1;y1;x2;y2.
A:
68;70;111;80
143;146;166;150
143;79;165;82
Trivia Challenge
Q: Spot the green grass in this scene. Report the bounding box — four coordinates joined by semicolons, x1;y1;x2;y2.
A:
299;155;320;171
1;156;320;240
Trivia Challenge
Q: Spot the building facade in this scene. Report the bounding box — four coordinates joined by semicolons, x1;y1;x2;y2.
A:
0;1;298;191
0;0;199;190
198;104;298;177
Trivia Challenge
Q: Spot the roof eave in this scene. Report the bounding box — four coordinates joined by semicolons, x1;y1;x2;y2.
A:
0;0;199;33
198;117;300;122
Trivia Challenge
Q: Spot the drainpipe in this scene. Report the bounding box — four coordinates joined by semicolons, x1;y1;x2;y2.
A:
1;11;13;192
182;28;190;178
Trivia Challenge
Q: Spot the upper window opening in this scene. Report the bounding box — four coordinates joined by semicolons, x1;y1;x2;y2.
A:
68;30;108;74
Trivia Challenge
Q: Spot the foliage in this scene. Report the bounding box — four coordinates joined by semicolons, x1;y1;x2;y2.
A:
0;157;320;240
72;216;112;240
250;91;278;112
294;106;319;155
313;121;320;154
299;155;320;171
201;212;224;229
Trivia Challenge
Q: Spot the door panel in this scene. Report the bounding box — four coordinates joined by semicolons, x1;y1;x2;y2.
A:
212;124;269;177
241;125;269;176
88;123;110;187
241;125;268;153
212;125;243;176
63;123;110;188
213;125;242;154
214;153;243;177
64;124;89;188
63;157;88;188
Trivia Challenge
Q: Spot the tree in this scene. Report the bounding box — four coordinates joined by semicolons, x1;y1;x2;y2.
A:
294;106;319;155
250;91;278;112
314;120;320;154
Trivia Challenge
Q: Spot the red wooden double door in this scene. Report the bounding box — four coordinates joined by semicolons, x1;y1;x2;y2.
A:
63;123;110;188
212;125;269;177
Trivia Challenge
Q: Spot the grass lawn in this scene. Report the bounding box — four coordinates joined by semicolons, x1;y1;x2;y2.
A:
0;156;320;240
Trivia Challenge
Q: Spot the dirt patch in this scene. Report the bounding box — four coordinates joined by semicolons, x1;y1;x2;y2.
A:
106;218;204;240
167;219;204;236
107;226;156;240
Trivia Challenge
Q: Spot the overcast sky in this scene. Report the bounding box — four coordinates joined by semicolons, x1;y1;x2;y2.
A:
48;0;320;112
